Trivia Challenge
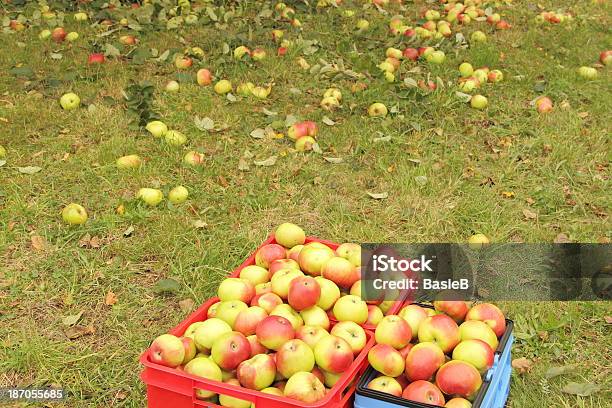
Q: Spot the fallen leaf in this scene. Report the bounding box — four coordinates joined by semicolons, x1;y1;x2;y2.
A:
285;114;298;126
193;220;208;229
238;158;250;171
562;382;601;397
226;93;237;102
123;226;134;237
194;116;215;131
262;108;277;116
18;166;42;174
312;143;323;154
105;291;118;306
65;324;95;340
322;116;335;126
62;311;84;326
154;278;181;295
512;357;533;374
577;112;589;119
31;235;47;251
218;175;229;187
254;156;277;166
367;192;388;200
522;208;537;220
604;316;612;324
250;128;266;139
179;298;195;313
545;365;577;379
414;176;428;186
323;157;343;164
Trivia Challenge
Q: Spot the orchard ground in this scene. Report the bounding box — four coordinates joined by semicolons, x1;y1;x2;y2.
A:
0;1;610;407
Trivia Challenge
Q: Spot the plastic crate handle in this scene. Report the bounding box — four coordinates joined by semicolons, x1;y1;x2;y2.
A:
485;353;500;382
192;378;259;405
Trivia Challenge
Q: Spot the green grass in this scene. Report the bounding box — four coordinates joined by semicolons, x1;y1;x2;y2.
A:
0;0;610;407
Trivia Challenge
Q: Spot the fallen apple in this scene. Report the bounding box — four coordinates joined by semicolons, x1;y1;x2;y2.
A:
59;93;80;110
214;79;233;95
368;102;388;117
145;121;168;138
137;188;164;206
196;68;212;86
470;95;488;110
164;130;188;146
61;203;88;225
168;186;189;204
116;154;142;169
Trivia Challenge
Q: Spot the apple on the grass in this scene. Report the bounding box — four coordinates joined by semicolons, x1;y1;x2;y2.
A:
399;304;429;340
375;315;412;349
59;93;80;110
237;354;276;390
283;372;326;403
119;35;137;45
333;295;368;324
239;265;270;286
168;186;189;204
0;145;6;159
288;276;321;311
251;292;283;314
367;344;404;377
61;203;88;225
271;268;304;299
298;243;335;276
193;318;232;351
181;337;197;365
459;320;499;350
256;243;287;268
269;259;300;276
51;27;67;42
445;397;473;408
214;79;233;95
368;102;388;117
452;339;494;374
296;325;330;349
234;306;268;336
183;150;205;166
66;32;79;42
164;130;187;146
366;305;384;326
434;300;469;323
600;50;612;66
367;376;403;397
300;306;330;330
215;300;248;328
402;380;445;406
217;278;255;303
87;53;105;64
405;342;445;382
145;121;168;138
295;136;316;152
184;357;222;399
459;62;474;78
196;68;213;86
418;314;461;353
330;321;367;354
470;94;488;110
324;87;342;102
275;222;306;248
436;360;482;401
256;315;295;350
466;303;506;337
403;48;419;61
150;334;185;368
314;335;354;374
287;121;318;141
270;304;303;330
535;96;553;114
211;331;251;371
276;339;315;378
321;256;360;288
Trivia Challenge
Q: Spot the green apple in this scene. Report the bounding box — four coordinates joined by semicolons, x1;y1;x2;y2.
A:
74;12;88;21
333;295;368;324
214;80;232;95
184;357;222;399
471;30;487;43
427;50;446;64
459;62;474;78
0;145;6;159
470;95;488;110
66;32;79;42
168;186;189;204
164;130;187;146
61;203;88;225
116;154;142;169
145;121;168;138
237;82;255;96
39;29;51;40
59;93;80;110
137;188;164;206
356;19;370;30
577;66;598;80
165;80;180;92
368;102;388;117
193;318;232;351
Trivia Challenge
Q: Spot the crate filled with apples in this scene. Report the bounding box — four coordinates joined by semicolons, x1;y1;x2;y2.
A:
140;223;404;408
355;302;513;408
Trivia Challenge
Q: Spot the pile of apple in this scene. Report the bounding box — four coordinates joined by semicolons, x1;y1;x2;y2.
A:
366;301;507;407
535;11;574;25
148;223;398;405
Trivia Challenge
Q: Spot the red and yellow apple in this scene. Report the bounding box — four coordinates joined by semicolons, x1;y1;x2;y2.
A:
276;339;315;378
436;360;482;401
313;335;354;374
375;315;412;349
255;316;295;350
402;380;445;406
330;321;367;354
418;314;461;353
405;342;445;382
367;344;405;377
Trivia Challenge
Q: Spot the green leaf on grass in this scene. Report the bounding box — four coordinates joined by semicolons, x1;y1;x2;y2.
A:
545;365;576;379
18;166;42;174
562;382;601;397
62;311;83;326
154;278;181;295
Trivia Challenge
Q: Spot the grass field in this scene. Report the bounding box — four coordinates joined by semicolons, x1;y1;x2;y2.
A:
0;0;610;407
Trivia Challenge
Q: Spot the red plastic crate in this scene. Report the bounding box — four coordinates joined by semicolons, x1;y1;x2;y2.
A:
140;297;375;408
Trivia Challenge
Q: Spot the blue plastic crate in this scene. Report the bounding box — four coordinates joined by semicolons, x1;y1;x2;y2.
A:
355;313;514;408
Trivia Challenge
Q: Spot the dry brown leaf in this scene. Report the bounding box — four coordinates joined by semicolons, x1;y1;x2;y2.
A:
218;175;229;187
31;235;47;251
8;221;17;231
512;357;533;374
522;208;537;220
65;324;95;340
105;291;118;306
179;298;195;313
604;316;612;324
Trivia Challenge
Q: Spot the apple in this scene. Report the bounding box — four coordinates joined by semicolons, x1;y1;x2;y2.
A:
399;304;429;340
436;360;482;401
467;233;490;249
196;69;212;86
237;353;276;390
276;339;315;378
0;145;6;159
403;48;419;61
256;244;286;268
164;130;188;146
313;335;354;374
321;256;359;288
269;259;299;276
214;80;233;95
217;379;250;407
434;301;469;323
181;337;197;365
271;29;284;42
235;82;254;96
466;303;506;337
239;265;269;286
470;95;488;110
323;88;342;102
66;32;79;42
296;325;329;349
274;223;306;248
150;334;185;368
184;357;222;399
299;306;329;330
336;243;361;267
256;316;295;350
295;136;316;152
398;344;414;361
119;35;137;46
287;245;303;262
74;12;88;21
425;10;441;21
61;203;88;225
165;80;180;92
535;96;553;114
298;244;335;276
453;339;494;374
418;315;461;353
116;154;142;170
366;305;384;326
251;48;267;61
405;342;445;382
255;283;272;295
378;61;395;74
270;304;303;330
252;86;271;99
59;93;80;110
459;62;474;78
246;335;267;357
174;56;193;69
271;268;303;299
193;318;232;351
600;50;612;65
459;320;499;350
367;376;402;397
330;321;366;354
375;315;412;349
39;29;52;40
402;380;446;406
234;306;268;336
445;397;473;408
52;27;67;43
470;30;487;43
487;13;501;24
283;372;326;403
427;50;446;64
439;24;452;37
233;46;251;60
211;331;251;370
488;70;503;83
87;53;105;65
145;121;168;138
356;19;370;30
215;300;248;328
183;150;205;166
320;369;342;388
287;121;318;141
577;66;598;80
367;344;404;377
459;78;479;93
251;292;283;314
261;386;283;397
184;322;205;340
168;186;189;204
368;102;388;117
218;278;255;303
333;295;368;324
